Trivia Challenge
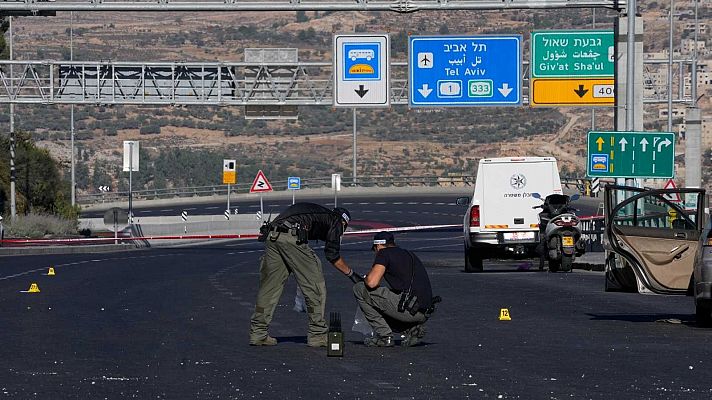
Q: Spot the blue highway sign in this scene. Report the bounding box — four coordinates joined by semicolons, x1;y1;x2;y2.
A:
288;176;301;190
409;35;522;106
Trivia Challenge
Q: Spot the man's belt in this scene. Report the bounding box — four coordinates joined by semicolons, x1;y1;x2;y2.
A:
274;225;291;233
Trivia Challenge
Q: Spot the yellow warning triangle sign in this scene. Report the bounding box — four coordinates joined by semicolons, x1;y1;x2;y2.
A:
47;267;56;276
250;170;273;193
498;308;511;321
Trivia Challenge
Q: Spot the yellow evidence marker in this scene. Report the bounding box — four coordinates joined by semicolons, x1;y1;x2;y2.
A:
499;308;512;321
47;267;56;276
23;283;41;293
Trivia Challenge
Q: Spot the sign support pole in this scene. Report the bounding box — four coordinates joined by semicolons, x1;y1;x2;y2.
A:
128;142;133;229
227;183;231;215
353;108;357;185
113;209;118;245
292;190;295;205
260;195;264;222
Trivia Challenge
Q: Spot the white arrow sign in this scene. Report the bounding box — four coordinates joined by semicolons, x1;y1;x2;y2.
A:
657;138;672;152
418;84;433;98
640;138;649;152
619;137;628;152
497;83;513;97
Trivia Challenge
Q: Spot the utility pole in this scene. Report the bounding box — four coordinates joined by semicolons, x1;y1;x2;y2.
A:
684;0;701;189
9;16;16;220
352;108;357;185
591;8;596;131
624;0;637;187
70;11;76;206
667;0;674;132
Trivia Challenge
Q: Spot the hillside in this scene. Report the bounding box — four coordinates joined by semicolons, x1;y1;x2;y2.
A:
4;4;711;195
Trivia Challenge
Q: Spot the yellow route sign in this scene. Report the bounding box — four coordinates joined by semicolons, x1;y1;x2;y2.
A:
530;78;614;107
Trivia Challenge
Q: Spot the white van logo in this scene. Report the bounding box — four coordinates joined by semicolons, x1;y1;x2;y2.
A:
510;174;526;190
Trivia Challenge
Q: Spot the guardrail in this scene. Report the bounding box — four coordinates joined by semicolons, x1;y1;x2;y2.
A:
78;175;592;205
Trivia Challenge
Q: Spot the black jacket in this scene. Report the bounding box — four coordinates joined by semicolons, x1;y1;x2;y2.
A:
272;203;345;263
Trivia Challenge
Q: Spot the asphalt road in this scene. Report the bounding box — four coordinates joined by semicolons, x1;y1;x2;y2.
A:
3;196;709;399
80;192;602;220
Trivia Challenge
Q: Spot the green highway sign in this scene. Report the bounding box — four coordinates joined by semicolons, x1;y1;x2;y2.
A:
587;131;676;178
531;30;614;78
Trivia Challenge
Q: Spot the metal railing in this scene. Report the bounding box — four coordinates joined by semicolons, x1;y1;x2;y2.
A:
78;175;590;204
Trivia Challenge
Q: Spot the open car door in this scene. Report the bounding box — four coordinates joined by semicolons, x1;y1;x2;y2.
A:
604;185;706;295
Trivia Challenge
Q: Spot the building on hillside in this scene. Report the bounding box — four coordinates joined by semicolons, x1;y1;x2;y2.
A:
659;108;687;119
681;39;707;54
683;22;708;36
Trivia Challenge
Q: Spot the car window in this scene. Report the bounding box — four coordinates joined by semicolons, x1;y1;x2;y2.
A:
612;191;700;230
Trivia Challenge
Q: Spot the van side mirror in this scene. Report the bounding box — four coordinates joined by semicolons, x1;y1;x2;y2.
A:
456;197;470;206
532;193;541;199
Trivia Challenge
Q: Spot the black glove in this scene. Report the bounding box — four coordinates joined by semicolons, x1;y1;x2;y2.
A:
347;270;365;284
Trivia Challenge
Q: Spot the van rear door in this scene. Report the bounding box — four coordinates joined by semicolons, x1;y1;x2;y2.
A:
480;159;561;232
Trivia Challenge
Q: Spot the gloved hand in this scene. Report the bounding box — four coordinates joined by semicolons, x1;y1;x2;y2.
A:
347;270;365;284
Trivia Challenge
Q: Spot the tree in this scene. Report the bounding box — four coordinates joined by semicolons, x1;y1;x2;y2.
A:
296;11;309;23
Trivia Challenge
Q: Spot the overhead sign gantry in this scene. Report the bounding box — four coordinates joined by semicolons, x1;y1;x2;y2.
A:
0;0;626;13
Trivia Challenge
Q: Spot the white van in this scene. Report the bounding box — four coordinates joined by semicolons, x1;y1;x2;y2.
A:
457;157;562;272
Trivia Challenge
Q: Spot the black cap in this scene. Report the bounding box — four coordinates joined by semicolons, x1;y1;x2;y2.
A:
333;207;351;225
372;231;395;250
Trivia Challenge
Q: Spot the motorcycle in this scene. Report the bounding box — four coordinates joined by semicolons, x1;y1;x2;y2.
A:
532;193;586;272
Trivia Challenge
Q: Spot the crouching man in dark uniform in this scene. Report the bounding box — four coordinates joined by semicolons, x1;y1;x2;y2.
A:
353;232;438;347
249;203;358;347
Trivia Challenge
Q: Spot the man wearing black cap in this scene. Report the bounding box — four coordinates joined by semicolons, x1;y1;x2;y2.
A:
249;202;358;348
353;231;434;347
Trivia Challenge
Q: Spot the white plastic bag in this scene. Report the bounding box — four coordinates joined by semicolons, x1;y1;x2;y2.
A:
351;305;373;337
293;286;306;313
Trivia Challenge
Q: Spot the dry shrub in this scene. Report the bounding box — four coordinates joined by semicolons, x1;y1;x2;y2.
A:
4;213;78;238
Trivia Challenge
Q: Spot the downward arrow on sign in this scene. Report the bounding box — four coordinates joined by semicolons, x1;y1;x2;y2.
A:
574;84;589;98
498;83;513;97
355;85;369;98
418;84;433;98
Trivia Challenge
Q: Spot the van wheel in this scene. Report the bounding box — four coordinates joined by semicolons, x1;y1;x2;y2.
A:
465;248;484;273
696;299;712;327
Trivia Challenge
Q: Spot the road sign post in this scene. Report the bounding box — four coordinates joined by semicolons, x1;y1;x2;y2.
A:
123;140;139;229
409;35;522;107
334;34;390;108
223;159;237;218
250;170;273;222
530;30;614;107
288;176;301;205
332;174;341;207
587;131;675;178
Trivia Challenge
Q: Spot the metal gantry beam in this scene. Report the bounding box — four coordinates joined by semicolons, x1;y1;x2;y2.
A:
0;0;625;13
0;59;694;106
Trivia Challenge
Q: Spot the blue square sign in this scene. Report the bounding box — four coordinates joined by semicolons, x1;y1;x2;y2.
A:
288;177;301;190
409;35;522;106
343;42;381;81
